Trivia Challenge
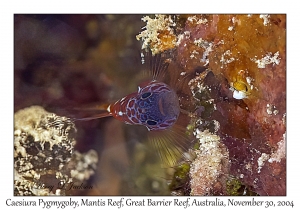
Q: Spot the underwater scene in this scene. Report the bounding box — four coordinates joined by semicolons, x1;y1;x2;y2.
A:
14;14;286;196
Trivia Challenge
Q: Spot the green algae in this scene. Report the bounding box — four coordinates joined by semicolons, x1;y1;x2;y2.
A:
226;177;259;196
169;163;190;194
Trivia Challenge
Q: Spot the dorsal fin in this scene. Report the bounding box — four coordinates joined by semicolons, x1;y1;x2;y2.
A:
141;50;172;82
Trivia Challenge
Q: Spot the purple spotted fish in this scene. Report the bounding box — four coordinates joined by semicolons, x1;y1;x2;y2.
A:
109;80;180;131
78;51;191;165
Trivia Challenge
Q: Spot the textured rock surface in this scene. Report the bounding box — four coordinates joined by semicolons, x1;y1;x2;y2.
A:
14;106;98;195
138;14;286;195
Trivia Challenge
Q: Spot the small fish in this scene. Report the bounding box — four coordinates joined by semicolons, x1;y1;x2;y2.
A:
108;80;180;131
76;51;192;166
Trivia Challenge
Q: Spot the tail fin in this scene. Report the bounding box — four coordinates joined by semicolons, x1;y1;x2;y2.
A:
72;103;111;112
72;103;112;121
74;112;112;121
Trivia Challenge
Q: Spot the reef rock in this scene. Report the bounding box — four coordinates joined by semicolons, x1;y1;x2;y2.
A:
138;14;286;195
14;106;98;195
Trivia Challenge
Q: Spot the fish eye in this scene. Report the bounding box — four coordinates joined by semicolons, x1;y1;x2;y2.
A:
141;92;152;99
146;119;157;125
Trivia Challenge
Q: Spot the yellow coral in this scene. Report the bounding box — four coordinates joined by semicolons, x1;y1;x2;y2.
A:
136;15;177;55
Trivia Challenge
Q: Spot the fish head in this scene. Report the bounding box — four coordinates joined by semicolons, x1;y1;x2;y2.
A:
110;81;180;131
134;81;180;131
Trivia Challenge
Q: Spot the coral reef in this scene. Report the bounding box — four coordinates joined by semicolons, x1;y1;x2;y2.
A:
226;176;258;196
14;106;98;195
136;15;177;55
14;14;286;196
138;14;286;195
169;163;190;195
189;129;229;195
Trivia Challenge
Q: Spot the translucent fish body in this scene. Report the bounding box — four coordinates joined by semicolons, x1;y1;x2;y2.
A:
109;81;180;131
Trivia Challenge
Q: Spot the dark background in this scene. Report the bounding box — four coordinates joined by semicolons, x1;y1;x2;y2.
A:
14;14;171;195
